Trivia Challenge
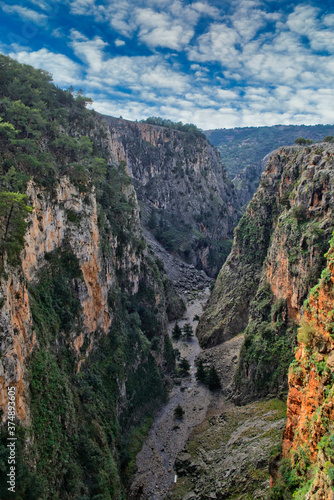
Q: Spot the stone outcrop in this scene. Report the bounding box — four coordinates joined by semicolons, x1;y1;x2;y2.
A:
170;398;287;500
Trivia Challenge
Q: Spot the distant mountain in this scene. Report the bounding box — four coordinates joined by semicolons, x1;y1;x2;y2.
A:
204;124;334;205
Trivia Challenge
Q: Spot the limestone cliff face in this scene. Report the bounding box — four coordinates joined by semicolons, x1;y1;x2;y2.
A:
102;116;240;277
232;152;272;207
274;237;334;499
0;146;179;422
23;178;112;334
198;143;334;401
0;270;35;421
0;54;187;498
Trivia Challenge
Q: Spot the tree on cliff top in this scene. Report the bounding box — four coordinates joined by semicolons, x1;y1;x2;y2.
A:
295;137;313;145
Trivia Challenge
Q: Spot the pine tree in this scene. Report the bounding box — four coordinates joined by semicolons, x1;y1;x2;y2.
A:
183;323;193;340
207;365;221;390
179;357;190;376
172;322;182;340
174;404;185;419
195;360;207;383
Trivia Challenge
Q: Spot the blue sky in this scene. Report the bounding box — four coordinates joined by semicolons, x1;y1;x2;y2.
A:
1;0;334;129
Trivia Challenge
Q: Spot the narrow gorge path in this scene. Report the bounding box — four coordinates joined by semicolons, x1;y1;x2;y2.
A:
129;287;214;500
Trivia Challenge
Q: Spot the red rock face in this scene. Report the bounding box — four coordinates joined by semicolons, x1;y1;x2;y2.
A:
281;241;334;496
0;175;147;422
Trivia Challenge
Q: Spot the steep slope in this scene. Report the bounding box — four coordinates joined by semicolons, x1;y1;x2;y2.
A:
205;124;334;179
232;152;272;206
198;143;334;402
102;115;240;277
270;235;334;499
0;55;183;499
205;124;334;206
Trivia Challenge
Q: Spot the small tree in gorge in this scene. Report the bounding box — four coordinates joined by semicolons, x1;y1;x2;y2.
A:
172;322;182;340
183;323;193;340
207;366;221;390
195;359;207;383
174;404;185;419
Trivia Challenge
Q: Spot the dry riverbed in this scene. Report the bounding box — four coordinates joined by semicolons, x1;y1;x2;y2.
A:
129;288;214;500
129;233;287;500
129;286;287;500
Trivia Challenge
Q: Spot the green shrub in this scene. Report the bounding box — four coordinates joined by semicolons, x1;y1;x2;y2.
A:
172;322;182;340
297;319;315;346
290;204;306;222
195;359;207;383
0;191;33;264
179;357;190;376
321;267;332;285
207;365;221;390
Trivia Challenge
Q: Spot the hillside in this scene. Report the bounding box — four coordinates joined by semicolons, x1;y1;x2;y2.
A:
3;51;334;500
0;54;243;499
198;143;334;400
194;142;334;498
271;234;334;498
205;125;334;206
102;115;240;277
0;54;186;498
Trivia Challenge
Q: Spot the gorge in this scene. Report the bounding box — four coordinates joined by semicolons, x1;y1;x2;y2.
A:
1;54;334;500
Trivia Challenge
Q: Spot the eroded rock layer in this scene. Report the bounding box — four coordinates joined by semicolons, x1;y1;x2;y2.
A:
0;55;185;498
198;144;334;402
278;235;334;499
102;115;240;277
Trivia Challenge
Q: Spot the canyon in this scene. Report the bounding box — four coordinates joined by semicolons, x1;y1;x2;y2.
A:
1;54;334;500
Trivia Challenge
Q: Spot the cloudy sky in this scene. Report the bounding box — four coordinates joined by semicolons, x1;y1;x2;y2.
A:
0;0;334;129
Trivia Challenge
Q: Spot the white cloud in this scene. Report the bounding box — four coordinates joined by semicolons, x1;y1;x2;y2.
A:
9;48;82;85
27;0;50;10
191;1;219;17
135;7;195;50
70;30;108;72
133;1;217;51
286;5;319;36
231;0;280;43
68;0;219;50
69;0;95;16
68;31;191;94
52;28;63;38
216;89;239;100
0;3;47;23
323;14;334;27
4;1;334;130
188;22;241;64
287;5;334;52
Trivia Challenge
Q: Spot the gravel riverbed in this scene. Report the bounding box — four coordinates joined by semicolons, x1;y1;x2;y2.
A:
129;288;213;500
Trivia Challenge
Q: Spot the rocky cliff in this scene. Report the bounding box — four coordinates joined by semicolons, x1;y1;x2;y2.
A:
0;168;179;500
102;115;240;277
198;143;334;402
0;55;184;499
268;235;334;499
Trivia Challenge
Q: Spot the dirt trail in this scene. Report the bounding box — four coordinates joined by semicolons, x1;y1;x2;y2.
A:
129;288;213;500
